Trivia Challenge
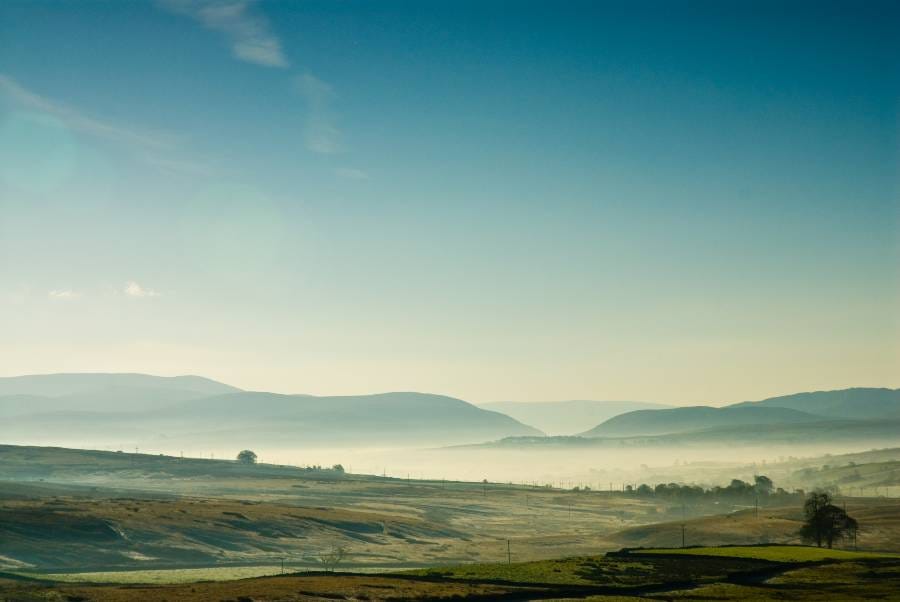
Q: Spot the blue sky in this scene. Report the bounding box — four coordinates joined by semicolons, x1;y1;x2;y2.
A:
0;0;897;404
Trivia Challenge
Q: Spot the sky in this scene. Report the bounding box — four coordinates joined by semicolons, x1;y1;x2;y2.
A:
0;0;897;405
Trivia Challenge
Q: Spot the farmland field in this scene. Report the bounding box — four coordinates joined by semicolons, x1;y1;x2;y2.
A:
633;545;900;562
2;546;899;601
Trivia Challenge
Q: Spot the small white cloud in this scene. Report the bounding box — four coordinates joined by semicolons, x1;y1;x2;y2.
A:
159;0;289;68
48;289;81;300
334;167;368;180
294;73;342;154
124;281;160;298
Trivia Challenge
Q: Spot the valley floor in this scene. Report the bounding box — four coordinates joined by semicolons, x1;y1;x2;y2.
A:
2;444;900;600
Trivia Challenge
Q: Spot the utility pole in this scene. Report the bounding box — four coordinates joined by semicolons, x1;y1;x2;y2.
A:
755;495;759;519
681;522;686;548
281;557;285;575
507;539;511;565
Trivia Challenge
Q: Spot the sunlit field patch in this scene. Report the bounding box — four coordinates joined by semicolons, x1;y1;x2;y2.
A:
634;545;900;562
19;565;291;584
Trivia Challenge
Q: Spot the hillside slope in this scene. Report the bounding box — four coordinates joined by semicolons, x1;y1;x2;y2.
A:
0;391;544;447
729;387;900;419
0;373;241;416
580;405;824;437
481;400;671;435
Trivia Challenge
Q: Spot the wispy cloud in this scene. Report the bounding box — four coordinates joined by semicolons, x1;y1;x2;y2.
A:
294;73;342;154
159;0;288;68
0;75;176;151
334;167;368;180
0;74;210;176
48;289;82;300
124;281;161;298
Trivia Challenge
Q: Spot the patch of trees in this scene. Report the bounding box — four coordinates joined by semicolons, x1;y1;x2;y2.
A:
237;450;258;464
299;464;345;474
627;475;798;504
800;491;858;548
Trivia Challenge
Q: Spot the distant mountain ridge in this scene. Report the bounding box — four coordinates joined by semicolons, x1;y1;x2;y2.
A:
577;387;900;440
461;418;900;450
481;400;671;435
0;373;242;417
579;405;825;437
728;387;900;419
2;375;897;450
0;374;543;448
0;373;240;397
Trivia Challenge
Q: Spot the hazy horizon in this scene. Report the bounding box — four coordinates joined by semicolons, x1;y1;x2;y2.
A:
1;370;898;408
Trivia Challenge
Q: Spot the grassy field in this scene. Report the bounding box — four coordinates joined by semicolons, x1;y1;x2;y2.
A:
404;553;773;587
607;498;900;552
633;545;900;562
2;546;899;601
4;444;900;599
0;445;680;573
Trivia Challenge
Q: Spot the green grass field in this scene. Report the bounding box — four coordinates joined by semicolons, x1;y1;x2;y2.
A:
5;548;899;601
634;545;900;562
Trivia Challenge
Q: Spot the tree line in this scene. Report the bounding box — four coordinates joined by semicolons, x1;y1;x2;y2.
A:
625;475;798;503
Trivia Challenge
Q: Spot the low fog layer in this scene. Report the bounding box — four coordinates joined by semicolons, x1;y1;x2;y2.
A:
1;373;898;487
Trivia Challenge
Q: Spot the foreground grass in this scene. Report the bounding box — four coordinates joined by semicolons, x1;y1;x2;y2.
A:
404;552;772;589
635;545;900;562
2;547;900;601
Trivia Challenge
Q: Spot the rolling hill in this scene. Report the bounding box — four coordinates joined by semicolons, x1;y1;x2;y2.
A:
728;387;900;419
480;400;671;435
0;373;241;416
0;389;543;448
580;405;825;437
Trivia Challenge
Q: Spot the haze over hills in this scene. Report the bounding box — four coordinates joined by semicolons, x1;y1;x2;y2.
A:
0;373;241;417
580;405;826;438
470;418;900;451
0;373;240;398
727;387;900;420
0;375;543;448
461;388;900;453
2;375;899;457
574;387;900;440
481;400;671;435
